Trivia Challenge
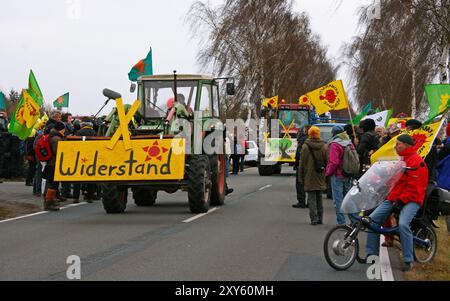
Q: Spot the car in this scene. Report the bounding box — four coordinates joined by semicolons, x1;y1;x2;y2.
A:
314;123;348;143
244;140;258;165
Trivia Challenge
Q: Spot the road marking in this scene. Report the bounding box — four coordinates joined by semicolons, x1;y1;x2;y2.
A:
0;202;89;224
60;202;88;210
259;185;272;191
0;211;47;224
379;237;395;281
183;207;219;223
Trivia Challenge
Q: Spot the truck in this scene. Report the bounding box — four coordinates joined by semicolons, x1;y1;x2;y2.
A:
55;73;234;214
257;103;311;176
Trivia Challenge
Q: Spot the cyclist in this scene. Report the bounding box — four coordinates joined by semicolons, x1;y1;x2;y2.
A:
365;134;428;272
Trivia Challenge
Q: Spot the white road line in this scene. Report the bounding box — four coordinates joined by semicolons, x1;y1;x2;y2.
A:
0;211;47;224
259;185;272;191
379;237;395;281
183;207;219;223
0;202;89;224
60;202;88;210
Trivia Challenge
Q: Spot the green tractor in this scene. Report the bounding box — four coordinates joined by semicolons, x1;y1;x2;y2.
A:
57;73;234;214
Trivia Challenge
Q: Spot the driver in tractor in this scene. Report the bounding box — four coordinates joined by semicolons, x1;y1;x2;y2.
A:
165;94;194;125
365;134;428;272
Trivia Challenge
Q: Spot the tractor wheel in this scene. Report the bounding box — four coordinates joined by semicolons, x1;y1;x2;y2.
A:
132;188;157;207
188;155;212;214
209;155;226;206
258;163;274;176
101;184;128;214
273;164;282;175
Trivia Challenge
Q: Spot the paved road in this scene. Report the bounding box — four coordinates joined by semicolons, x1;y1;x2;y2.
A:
0;167;371;281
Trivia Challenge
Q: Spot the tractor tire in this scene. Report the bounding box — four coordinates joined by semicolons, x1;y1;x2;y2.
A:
273;164;282;175
132;188;157;207
258;164;274;176
101;184;128;214
209;155;226;206
188;155;212;214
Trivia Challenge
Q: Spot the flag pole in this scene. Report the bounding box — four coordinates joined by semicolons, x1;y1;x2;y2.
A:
342;82;358;141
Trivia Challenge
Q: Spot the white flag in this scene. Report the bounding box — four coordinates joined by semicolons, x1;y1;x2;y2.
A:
362;110;392;127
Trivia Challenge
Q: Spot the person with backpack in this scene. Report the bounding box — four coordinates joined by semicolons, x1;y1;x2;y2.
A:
357;119;380;177
41;122;66;211
326;126;359;225
298;126;328;226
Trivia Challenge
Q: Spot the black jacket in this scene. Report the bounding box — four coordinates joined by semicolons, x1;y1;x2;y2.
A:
357;130;380;166
295;133;308;167
76;126;96;137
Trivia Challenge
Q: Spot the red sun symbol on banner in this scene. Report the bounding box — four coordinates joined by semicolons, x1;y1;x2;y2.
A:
411;133;427;151
320;89;337;104
143;141;169;162
301;97;309;104
57;97;64;104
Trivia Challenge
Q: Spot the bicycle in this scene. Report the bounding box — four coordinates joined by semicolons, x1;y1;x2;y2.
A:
323;160;438;271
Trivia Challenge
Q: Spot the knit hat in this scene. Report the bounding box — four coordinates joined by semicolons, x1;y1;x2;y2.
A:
446;123;450;137
397;134;415;146
308;126;321;139
405;119;423;130
332;125;345;137
54;122;65;131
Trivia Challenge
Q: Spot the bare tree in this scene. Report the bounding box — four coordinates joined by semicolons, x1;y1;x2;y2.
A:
345;0;446;118
188;0;336;119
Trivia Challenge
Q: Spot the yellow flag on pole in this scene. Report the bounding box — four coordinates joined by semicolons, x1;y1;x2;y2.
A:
371;120;445;164
263;96;279;108
298;94;311;106
22;89;41;128
305;80;349;115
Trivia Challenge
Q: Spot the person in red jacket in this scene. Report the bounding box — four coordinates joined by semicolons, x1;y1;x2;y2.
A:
365;134;428;272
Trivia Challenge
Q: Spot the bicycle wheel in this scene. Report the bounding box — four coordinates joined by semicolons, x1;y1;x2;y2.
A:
413;224;437;264
324;225;359;271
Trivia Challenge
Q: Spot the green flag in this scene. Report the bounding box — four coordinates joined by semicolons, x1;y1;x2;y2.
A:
352;103;372;125
425;84;450;120
128;48;153;82
8;92;31;140
29;70;44;106
0;91;5;111
54;93;70;108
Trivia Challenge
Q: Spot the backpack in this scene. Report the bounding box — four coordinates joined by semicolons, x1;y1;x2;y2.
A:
35;134;53;162
307;144;326;173
342;144;360;178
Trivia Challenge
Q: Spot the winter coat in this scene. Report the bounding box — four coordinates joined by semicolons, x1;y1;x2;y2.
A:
437;138;450;190
387;147;429;207
295;132;308;167
48;129;64;167
76;125;96;137
357;130;380;166
298;138;328;192
326;132;352;178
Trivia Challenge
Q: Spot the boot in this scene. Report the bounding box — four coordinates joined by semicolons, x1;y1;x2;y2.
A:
44;189;60;211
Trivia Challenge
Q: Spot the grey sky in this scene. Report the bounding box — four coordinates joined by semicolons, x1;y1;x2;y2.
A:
0;0;372;115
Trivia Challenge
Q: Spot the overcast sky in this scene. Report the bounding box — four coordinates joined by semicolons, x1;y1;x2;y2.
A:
0;0;372;115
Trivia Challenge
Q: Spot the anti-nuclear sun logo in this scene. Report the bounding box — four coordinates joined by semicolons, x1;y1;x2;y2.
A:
143;141;169;162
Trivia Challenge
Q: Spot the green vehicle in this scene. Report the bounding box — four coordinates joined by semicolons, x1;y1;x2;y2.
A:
59;74;234;214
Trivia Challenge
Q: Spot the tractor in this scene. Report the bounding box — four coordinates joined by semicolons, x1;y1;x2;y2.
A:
257;103;311;176
56;73;234;214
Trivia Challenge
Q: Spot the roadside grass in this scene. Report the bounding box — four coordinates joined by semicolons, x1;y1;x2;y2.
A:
403;217;450;281
0;201;41;221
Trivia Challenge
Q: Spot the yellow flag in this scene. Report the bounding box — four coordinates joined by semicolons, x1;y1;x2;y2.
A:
263;96;279;108
388;117;412;130
22;89;41;128
306;80;349;115
371;120;445;164
298;94;311;106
